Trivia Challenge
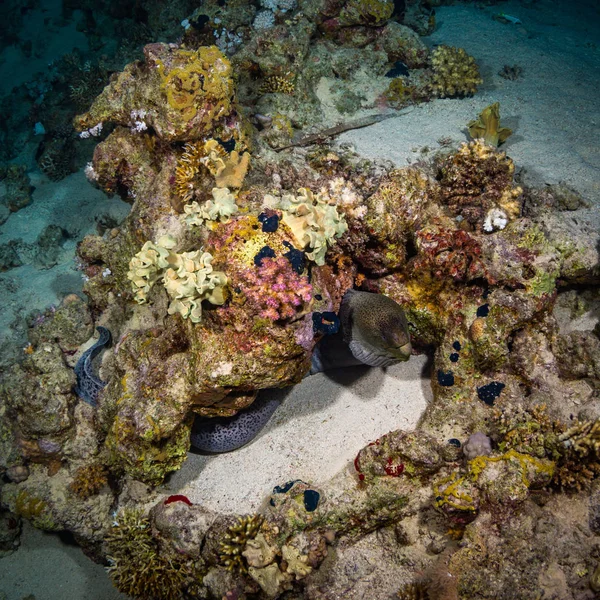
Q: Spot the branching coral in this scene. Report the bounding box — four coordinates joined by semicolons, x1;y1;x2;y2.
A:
106;509;194;600
468;102;512;147
127;234;228;322
264;188;348;265
219;514;264;573
436;140;522;231
237;256;313;320
429;45;482;98
560;419;600;456
493;404;600;491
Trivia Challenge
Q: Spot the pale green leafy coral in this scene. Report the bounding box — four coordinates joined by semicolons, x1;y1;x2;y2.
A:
264;188;348;265
127;234;227;322
183;187;238;227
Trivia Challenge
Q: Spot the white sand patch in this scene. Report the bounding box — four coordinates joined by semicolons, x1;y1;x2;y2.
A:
167;355;431;513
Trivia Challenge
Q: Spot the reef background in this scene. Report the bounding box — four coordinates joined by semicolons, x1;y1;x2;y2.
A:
0;0;598;598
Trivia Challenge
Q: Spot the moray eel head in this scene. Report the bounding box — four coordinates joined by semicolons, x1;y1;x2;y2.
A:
341;289;412;367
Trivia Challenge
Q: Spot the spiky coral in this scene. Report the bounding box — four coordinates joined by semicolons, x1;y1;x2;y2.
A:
106;509;194;599
219;514;264;573
237;256;313;321
259;73;296;95
174;142;205;204
174;140;249;206
429;45;482;98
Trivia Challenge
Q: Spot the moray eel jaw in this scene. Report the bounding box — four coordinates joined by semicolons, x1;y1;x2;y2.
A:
349;339;411;368
390;341;412;362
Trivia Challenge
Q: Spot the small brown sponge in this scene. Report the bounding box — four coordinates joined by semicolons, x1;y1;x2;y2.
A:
468;102;512;147
338;0;395;27
429;45;482;98
436;140;522;232
69;463;108;499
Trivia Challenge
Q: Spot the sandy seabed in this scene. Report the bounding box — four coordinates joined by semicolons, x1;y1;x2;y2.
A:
0;0;599;598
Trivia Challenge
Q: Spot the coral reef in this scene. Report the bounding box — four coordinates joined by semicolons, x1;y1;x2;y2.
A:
1;12;599;600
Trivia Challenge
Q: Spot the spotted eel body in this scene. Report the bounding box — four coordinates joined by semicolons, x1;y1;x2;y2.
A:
190;394;282;453
74;326;111;406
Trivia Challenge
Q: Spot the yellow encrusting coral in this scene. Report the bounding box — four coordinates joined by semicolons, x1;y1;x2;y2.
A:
429;45;482;98
157;46;235;124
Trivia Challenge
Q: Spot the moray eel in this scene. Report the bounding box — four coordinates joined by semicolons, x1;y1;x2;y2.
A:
191;290;411;453
340;289;412;367
74;326;111;406
190;394;282;453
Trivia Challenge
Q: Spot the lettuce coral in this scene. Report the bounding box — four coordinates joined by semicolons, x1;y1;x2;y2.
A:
264;188;348;265
162;250;227;322
184;187;239;226
127;234;228;322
